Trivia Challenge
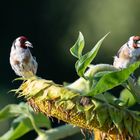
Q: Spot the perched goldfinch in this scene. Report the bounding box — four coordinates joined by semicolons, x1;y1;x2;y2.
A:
113;36;140;69
10;36;38;78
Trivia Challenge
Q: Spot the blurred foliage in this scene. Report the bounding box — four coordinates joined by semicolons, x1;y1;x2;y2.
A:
0;102;51;140
0;87;16;136
0;102;82;140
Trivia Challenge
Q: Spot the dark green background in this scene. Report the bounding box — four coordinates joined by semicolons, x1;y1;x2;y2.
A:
1;0;140;139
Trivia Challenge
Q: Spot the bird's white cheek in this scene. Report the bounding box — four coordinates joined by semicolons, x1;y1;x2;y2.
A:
15;40;20;47
128;39;133;47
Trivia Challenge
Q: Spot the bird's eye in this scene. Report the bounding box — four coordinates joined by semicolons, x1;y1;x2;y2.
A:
19;39;27;45
134;40;138;44
133;39;140;44
133;36;140;44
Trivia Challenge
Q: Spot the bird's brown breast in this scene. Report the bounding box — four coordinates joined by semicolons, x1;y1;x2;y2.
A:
118;46;131;59
13;60;20;65
23;55;30;64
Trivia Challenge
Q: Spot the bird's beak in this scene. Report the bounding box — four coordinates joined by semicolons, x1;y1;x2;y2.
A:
137;40;140;44
137;40;140;47
25;41;33;48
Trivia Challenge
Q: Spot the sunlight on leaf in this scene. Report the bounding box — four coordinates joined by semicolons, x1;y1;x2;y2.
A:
0;104;24;121
75;32;110;77
119;89;136;106
86;62;140;96
70;32;85;58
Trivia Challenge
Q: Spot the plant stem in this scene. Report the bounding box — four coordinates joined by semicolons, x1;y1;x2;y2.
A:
29;114;44;136
67;64;117;92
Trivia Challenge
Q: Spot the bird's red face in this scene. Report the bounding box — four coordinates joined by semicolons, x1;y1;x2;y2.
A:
15;36;33;49
133;36;140;48
128;36;140;49
19;36;28;48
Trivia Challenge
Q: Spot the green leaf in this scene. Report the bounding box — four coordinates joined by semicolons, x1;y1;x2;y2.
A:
75;32;110;77
0;117;34;140
87;62;140;96
0;103;51;140
94;71;112;79
0;114;50;140
127;78;140;103
130;112;140;137
0;104;27;121
91;99;103;111
32;113;51;128
63;100;75;110
120;89;136;106
70;32;84;58
76;105;85;113
109;107;124;133
124;115;133;136
96;107;108;127
0;104;19;121
104;92;118;104
91;71;113;88
85;110;92;124
132;118;140;138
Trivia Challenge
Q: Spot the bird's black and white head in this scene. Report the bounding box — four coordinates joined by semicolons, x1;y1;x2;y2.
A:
13;36;33;49
127;36;140;49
